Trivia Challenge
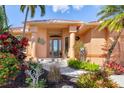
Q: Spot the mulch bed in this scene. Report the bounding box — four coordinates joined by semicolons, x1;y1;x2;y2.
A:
46;75;77;88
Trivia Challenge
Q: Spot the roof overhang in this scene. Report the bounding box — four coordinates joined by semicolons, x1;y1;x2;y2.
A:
26;20;85;29
78;22;100;35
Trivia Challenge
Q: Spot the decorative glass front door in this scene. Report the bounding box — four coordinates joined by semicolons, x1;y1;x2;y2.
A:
50;39;62;58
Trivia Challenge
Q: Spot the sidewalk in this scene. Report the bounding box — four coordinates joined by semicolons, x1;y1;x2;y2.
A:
110;75;124;87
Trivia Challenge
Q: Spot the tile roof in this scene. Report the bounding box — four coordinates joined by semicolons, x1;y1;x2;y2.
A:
10;27;23;30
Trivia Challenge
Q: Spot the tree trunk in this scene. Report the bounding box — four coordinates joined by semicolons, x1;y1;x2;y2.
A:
106;30;122;62
2;5;8;27
23;7;29;37
32;79;36;87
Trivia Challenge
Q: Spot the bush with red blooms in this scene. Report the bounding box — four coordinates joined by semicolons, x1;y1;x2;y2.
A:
105;61;124;74
0;32;29;86
0;32;28;62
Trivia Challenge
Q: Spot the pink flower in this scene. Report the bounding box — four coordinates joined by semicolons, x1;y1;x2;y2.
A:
105;61;124;73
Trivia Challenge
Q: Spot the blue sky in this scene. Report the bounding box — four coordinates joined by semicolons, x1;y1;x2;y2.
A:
6;5;102;27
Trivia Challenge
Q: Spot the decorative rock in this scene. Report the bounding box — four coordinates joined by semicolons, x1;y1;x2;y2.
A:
61;85;73;88
40;58;88;78
61;67;88;78
70;78;78;83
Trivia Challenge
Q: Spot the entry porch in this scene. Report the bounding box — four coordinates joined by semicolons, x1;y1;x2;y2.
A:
27;22;81;59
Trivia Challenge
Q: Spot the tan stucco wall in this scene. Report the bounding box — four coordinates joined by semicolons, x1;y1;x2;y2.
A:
35;27;47;58
79;29;107;66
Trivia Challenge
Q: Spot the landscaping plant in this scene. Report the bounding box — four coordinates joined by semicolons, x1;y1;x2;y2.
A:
83;62;100;72
25;61;45;88
77;70;119;88
68;59;83;69
104;61;124;75
0;32;29;86
0;52;20;86
0;32;28;62
68;59;99;71
47;64;61;84
77;73;95;88
26;77;46;88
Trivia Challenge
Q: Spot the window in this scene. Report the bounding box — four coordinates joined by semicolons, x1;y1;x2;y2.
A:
65;37;69;54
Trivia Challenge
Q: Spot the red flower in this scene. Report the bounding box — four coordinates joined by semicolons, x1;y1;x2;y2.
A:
11;46;18;54
0;34;8;40
0;32;28;61
0;32;9;40
20;37;28;47
3;41;9;46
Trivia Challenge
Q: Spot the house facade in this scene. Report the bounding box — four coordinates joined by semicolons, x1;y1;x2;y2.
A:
10;19;124;66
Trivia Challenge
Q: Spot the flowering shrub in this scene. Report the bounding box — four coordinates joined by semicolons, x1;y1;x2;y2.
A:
0;32;28;62
105;61;124;74
0;32;29;86
0;52;20;85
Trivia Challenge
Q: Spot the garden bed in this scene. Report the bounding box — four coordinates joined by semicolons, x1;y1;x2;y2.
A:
0;69;77;88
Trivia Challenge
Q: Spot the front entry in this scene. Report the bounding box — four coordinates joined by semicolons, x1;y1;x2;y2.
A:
49;38;62;58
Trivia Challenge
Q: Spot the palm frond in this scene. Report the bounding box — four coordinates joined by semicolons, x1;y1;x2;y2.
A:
98;5;122;21
97;19;113;31
20;5;26;12
30;6;36;18
39;5;45;16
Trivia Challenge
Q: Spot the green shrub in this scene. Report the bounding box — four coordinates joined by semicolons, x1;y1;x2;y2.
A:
0;52;20;85
68;59;99;71
77;73;96;88
68;59;83;69
77;71;119;88
83;62;99;71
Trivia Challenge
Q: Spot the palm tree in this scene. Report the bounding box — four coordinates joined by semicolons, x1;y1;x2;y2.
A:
97;5;124;62
0;5;8;33
20;5;45;37
2;5;8;27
